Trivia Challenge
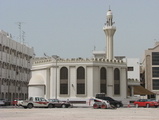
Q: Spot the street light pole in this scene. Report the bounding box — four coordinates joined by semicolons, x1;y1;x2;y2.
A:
52;55;59;99
55;58;57;99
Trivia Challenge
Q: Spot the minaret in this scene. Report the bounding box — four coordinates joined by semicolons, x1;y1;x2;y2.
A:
103;9;116;60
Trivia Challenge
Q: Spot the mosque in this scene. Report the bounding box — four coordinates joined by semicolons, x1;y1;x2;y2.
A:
28;9;128;101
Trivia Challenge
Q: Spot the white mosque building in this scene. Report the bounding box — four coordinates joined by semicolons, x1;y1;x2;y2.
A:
28;9;128;101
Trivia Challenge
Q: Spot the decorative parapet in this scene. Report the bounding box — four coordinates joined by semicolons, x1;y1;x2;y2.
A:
33;57;125;65
34;57;52;64
90;58;124;63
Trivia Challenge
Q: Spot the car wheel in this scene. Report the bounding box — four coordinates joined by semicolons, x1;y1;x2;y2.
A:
93;103;99;109
27;104;33;109
101;104;107;109
146;104;150;108
23;106;27;109
135;104;138;108
48;104;53;108
116;104;120;108
52;104;55;108
62;104;66;108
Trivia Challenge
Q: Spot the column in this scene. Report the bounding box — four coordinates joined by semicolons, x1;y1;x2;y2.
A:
50;67;54;98
107;67;113;96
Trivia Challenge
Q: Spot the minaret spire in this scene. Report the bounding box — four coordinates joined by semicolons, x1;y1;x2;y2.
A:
109;5;111;10
103;9;116;60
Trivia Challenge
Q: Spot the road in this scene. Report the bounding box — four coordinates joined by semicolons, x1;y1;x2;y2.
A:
0;107;159;120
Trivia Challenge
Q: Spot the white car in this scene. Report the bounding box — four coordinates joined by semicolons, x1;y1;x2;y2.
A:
21;97;53;109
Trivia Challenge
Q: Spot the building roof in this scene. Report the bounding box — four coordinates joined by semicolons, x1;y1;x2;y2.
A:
133;86;154;95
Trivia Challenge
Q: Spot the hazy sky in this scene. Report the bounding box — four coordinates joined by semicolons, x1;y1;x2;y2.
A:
0;0;159;59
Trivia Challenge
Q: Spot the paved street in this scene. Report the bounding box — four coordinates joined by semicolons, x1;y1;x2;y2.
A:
0;107;159;120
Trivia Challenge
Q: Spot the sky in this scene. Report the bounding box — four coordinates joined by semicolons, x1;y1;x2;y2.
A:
0;0;159;59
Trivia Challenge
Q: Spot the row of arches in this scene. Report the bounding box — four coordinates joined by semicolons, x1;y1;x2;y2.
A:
60;67;86;95
100;67;120;95
59;67;120;95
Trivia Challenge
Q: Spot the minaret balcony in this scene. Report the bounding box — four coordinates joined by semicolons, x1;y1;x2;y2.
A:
103;26;116;30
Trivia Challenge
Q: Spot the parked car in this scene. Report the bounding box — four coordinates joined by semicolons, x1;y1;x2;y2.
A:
93;98;117;109
48;99;72;108
95;94;123;108
21;97;53;109
0;99;10;106
11;98;23;106
134;99;159;108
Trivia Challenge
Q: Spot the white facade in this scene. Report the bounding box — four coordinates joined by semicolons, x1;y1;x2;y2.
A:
29;57;127;101
123;58;140;81
0;30;34;101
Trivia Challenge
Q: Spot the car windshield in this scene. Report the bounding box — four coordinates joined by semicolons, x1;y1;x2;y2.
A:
107;97;114;101
148;99;156;101
0;99;6;101
48;99;59;102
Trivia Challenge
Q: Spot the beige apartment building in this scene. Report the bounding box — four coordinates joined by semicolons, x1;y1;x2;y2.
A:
0;30;34;102
141;42;159;99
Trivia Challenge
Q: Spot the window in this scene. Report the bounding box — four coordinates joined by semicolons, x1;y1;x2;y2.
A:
152;67;159;77
114;68;120;95
152;52;159;65
40;98;46;102
127;67;134;71
100;67;107;94
35;97;39;101
60;67;68;94
77;67;85;94
29;97;33;101
153;79;159;90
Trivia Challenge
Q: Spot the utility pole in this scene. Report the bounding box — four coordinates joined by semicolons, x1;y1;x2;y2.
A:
16;22;24;43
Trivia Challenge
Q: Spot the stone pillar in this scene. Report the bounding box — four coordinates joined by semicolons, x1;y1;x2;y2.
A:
50;67;54;98
131;86;134;97
107;67;113;96
45;68;50;99
120;67;127;99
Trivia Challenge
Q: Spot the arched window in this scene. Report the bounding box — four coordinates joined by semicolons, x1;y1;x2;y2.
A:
2;93;4;99
25;93;27;100
19;93;22;99
13;93;15;99
9;93;11;101
114;68;120;95
100;67;107;94
77;67;85;94
60;67;68;94
16;93;18;98
22;93;24;99
5;93;8;99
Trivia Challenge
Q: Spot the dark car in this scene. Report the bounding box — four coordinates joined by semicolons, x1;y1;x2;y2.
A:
95;94;123;108
0;99;11;106
48;99;72;108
